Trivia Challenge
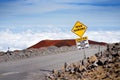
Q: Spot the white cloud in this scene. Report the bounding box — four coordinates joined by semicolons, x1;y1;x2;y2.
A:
86;31;120;43
0;29;120;51
0;29;75;51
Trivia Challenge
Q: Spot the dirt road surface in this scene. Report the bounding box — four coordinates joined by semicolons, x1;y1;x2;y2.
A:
0;45;106;80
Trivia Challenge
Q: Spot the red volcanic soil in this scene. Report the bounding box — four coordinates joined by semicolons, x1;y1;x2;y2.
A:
27;39;107;49
89;40;107;45
28;39;75;49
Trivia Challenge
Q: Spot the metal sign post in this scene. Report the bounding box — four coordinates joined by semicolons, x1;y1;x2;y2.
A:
84;49;86;59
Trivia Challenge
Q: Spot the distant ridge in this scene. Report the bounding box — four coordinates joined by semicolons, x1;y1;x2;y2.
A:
27;39;107;49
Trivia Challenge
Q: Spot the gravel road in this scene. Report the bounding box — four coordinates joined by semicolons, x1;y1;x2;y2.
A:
0;45;106;80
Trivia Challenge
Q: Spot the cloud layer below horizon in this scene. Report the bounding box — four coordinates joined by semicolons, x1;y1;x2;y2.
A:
0;29;119;51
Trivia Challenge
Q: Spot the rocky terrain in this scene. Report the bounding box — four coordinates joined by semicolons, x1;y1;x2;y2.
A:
46;43;120;80
0;44;107;80
0;39;109;80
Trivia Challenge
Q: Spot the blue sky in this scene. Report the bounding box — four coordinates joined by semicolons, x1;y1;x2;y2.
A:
0;0;120;51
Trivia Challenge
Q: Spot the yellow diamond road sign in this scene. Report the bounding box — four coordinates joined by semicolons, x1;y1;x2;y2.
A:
71;21;87;37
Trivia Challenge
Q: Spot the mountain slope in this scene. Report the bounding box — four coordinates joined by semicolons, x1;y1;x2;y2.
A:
28;39;107;49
